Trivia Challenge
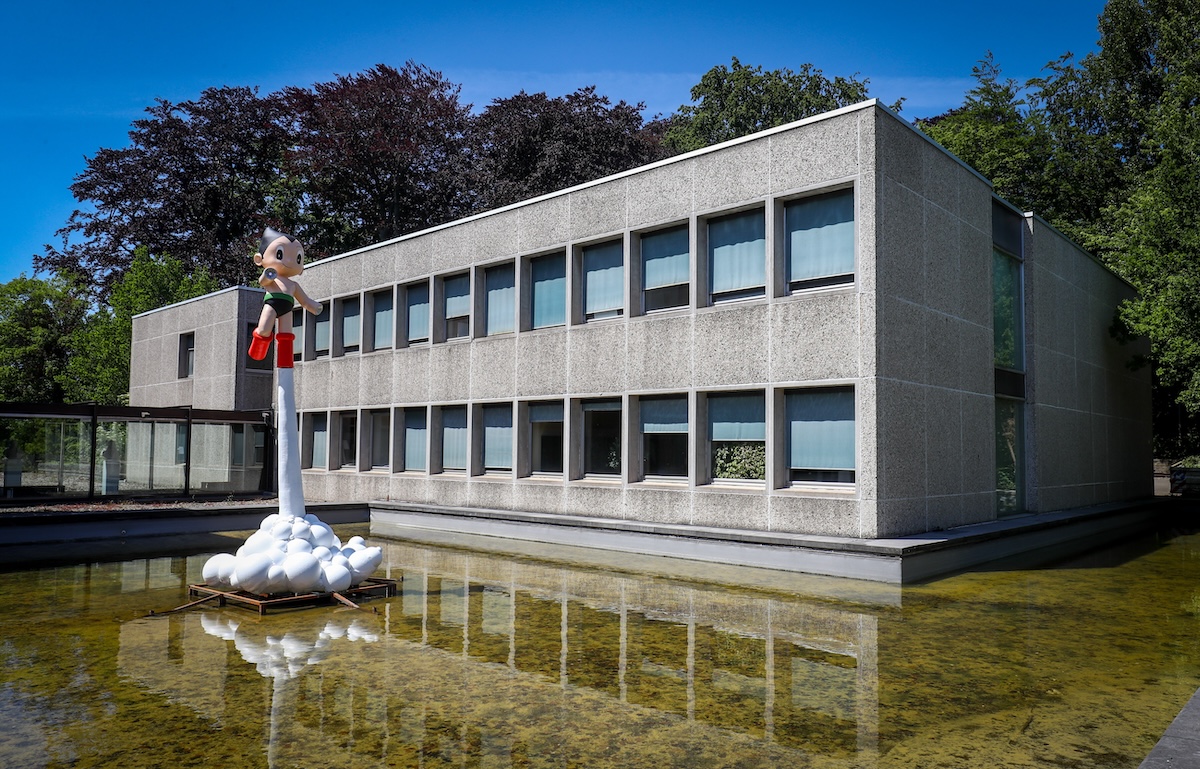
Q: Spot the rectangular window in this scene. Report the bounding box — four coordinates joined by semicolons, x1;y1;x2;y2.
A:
339;412;357;469
785;189;855;290
641;396;688;478
996;399;1024;515
708;210;765;302
443;274;470;340
403;408;427;472
311;413;328;469
530;253;567;329
484;263;516;336
251;424;265;465
313;305;331;358
441;405;468;471
582;241;624;320
369;409;389;469
231;424;246;467
174;424;188;465
407;282;430;344
785;388;855;483
482;403;513;472
371;289;394;350
528;401;563;474
709;392;765;481
993;249;1024;371
340;296;361;354
178;333;195;378
641;225;689;312
583;399;622;476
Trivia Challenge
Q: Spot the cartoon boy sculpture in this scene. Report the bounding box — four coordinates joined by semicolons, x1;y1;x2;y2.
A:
248;227;322;365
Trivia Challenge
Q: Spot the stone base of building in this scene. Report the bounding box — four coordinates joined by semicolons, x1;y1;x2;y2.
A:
369;499;1160;585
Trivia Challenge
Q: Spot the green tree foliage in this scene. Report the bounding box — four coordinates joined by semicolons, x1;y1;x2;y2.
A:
664;57;901;153
468;86;670;211
61;248;218;405
39;86;291;294
0;276;89;403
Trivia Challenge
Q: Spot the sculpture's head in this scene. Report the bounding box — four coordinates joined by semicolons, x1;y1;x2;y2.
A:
254;227;305;278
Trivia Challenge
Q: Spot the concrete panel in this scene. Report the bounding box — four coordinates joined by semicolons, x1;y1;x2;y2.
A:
855;376;879;503
693;140;770;212
876;178;926;305
381;236;434;284
769;113;860;193
769;494;859;537
922;202;962;319
692;489;767;530
924;312;962;392
876;297;929;386
428;344;473;402
470;336;517;400
468;209;521;262
959;491;995;526
959;323;995;396
875;379;927;503
563;484;625;519
325;254;365;300
693;304;769;388
960;393;994;496
769;293;861;382
925;387;963;498
300;263;333;304
358;353;395;407
515;330;569;398
626;486;692;525
360;249;398;292
855;172;879;298
926;494;963;532
875;498;927;537
958;224;993;329
389;475;431;505
627;314;694;392
627;161;694;230
921;143;966;222
428;476;472;508
430;220;476;274
567;322;628;394
295;360;331;410
570;179;627;240
876;111;924;192
326;356;362;409
468;478;515;511
393;348;431;404
513;481;568;516
518;195;570;254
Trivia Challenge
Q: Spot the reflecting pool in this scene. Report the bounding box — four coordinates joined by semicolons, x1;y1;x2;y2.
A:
2;521;1199;768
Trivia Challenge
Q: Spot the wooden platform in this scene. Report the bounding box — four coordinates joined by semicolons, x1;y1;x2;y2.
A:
187;577;397;615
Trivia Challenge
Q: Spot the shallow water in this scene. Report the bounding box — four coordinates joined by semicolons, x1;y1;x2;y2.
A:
1;521;1199;768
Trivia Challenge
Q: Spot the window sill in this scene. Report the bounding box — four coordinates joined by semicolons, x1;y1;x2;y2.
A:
787;280;856;297
636;477;688;488
572;474;623;486
473;471;514;481
702;479;766;492
777;482;857;497
521;472;565;483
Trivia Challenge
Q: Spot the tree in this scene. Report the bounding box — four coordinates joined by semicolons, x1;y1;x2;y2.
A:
61;248;218;405
468;86;671;211
282;62;473;253
663;57;901;153
38;87;292;295
0;276;89;404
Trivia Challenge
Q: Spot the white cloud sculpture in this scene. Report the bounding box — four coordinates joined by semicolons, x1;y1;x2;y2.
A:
202;512;382;595
200;613;379;679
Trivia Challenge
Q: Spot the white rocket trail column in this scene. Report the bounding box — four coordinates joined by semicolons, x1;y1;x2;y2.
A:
275;332;305;518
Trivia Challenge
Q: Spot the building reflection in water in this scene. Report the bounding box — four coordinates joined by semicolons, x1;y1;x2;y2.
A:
117;539;882;768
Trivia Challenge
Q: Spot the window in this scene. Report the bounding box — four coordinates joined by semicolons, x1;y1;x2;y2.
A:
178;333;195;378
441;406;468;472
784;189;855;290
312;305;331;358
339;296;361;354
996;398;1024;515
583;399;622;476
528;401;563;474
174;424;188;465
339;412;357;469
641;225;689;312
708;210;765;302
369;410;390;469
231;424;246;467
403;408;427;472
582;241;624;320
708;392;765;481
251;424;266;465
641;396;687;478
406;282;431;344
530;253;566;329
443;274;470;340
245;323;272;370
993;249;1024;372
785;388;855;483
370;289;394;351
481;403;513;472
310;413;328;470
484;263;515;336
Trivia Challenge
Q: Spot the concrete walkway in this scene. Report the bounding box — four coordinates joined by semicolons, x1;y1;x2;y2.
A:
1141;688;1200;768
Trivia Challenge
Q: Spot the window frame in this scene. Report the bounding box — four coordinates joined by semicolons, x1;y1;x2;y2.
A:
782;187;856;293
638;223;691;314
705;208;767;305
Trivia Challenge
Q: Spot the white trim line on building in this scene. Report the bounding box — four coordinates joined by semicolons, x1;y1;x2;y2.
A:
132;284;263;320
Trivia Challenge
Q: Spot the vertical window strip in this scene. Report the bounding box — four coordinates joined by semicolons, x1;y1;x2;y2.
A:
442;406;468;470
485;264;516;335
482;404;513;470
342;297;361;350
313;306;331;355
531;254;566;328
312;413;328;469
583;241;624;318
372;290;394;350
404;409;427;471
993;249;1024;370
407;283;430;343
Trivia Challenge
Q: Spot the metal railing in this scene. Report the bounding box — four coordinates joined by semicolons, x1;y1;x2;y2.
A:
0;403;275;503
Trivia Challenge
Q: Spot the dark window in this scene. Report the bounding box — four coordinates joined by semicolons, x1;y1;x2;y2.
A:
178;333;195;378
528;401;563;474
641;396;687;478
583;399;622;475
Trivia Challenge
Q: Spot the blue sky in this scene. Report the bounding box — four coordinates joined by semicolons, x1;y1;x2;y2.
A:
0;0;1108;286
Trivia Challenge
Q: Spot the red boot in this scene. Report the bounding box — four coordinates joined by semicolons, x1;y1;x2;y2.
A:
249;329;273;360
276;332;295;369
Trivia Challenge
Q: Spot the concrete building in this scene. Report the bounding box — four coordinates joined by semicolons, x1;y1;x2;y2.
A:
131;100;1153;578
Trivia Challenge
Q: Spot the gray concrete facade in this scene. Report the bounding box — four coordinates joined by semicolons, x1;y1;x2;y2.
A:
129;100;1152;549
